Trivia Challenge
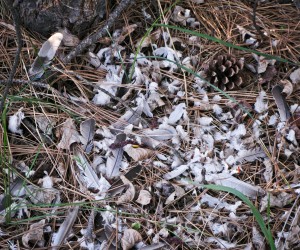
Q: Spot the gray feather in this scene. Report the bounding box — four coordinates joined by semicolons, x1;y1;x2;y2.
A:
29;32;63;80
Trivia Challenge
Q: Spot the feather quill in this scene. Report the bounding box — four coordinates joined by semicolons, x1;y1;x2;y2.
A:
73;146;101;191
80;118;95;153
206;172;265;198
106;133;126;179
272;85;291;122
51;205;79;249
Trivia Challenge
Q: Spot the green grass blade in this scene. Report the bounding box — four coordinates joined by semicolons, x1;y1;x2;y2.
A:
201;183;275;250
155;23;298;66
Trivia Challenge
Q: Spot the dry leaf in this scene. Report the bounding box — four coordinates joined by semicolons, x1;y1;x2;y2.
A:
123;144;153;161
252;226;265;250
171;6;189;26
139;243;166;250
121;229;143;250
115;24;137;44
136;190;152;205
254;91;268;114
280;79;294;97
35;116;56;135
57;118;81;150
22;219;45;248
253;54;275;74
59;27;79;47
165;184;185;205
259;65;277;84
143;124;177;141
116;175;135;204
237;25;258;46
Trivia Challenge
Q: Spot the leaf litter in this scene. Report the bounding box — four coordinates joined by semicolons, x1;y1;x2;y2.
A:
1;0;300;249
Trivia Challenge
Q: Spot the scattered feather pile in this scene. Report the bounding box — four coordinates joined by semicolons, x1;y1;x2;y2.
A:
1;1;300;249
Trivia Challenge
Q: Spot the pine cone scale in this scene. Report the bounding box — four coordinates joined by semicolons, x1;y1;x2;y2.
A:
203;54;244;91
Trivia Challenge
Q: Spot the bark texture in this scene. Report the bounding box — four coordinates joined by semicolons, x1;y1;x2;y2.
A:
17;0;107;37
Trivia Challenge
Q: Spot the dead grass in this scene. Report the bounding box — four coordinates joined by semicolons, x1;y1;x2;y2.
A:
0;0;300;249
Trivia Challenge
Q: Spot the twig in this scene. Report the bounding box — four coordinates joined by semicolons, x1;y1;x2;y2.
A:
252;0;264;42
0;79;51;89
63;0;136;64
0;79;74;107
0;0;23;114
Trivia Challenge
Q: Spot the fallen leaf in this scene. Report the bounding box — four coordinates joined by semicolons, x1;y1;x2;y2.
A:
252;226;265;250
108;165;142;196
259;65;277;84
35;116;56;135
57;118;81;150
143;124;177;141
22;219;45;248
136;190;152;205
116;175;135;204
59;27;79;47
253;54;275;74
121;229;143;250
171;6;189;26
123;144;153;161
139;243;166;250
280;79;294;97
237;25;258;46
206;237;237;248
165;184;186;205
115;24;137;44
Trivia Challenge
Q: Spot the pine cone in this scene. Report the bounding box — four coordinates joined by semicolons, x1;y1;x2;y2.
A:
203;54;244;91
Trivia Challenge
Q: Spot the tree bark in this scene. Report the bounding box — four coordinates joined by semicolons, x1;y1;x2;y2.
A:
16;0;107;37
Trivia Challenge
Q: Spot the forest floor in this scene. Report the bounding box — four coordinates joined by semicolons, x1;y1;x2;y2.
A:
0;0;300;249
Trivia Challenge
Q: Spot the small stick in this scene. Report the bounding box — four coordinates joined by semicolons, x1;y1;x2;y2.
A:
252;0;265;42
